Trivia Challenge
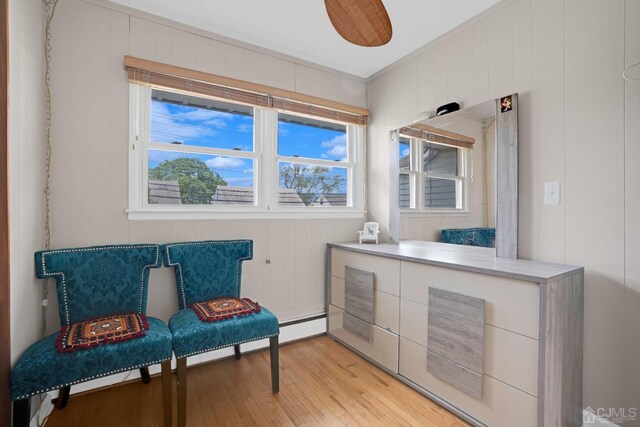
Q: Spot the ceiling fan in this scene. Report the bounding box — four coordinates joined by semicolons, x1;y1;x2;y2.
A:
324;0;392;47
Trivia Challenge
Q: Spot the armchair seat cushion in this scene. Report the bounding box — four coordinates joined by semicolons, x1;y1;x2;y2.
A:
169;307;279;358
11;317;172;400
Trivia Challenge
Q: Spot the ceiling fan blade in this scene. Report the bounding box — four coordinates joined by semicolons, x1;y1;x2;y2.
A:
324;0;392;47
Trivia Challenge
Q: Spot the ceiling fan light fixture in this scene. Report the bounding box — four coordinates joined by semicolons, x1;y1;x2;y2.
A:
324;0;393;47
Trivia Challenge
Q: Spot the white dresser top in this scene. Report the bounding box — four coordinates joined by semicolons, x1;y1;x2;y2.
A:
328;240;583;283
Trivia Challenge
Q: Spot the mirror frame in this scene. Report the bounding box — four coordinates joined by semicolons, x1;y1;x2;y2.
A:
388;93;519;259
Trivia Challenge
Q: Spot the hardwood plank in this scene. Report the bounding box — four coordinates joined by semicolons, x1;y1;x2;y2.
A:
0;0;9;425
44;336;468;427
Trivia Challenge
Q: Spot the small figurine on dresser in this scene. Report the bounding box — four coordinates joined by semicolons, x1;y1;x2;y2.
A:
358;222;380;244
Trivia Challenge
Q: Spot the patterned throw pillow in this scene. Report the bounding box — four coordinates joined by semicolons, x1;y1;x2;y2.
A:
190;297;261;322
56;313;149;353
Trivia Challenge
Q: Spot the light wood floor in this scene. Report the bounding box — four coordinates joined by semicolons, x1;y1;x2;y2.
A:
45;336;469;427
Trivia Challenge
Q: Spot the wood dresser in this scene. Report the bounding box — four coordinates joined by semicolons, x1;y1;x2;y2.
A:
326;241;583;427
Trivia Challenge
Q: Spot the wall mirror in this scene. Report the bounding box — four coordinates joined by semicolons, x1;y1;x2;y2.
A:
388;94;518;258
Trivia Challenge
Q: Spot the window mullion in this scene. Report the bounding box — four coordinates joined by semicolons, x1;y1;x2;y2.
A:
414;138;424;211
258;109;278;211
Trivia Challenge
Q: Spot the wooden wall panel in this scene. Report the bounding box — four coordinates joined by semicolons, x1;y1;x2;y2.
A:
564;0;626;411
624;0;640;416
486;5;514;99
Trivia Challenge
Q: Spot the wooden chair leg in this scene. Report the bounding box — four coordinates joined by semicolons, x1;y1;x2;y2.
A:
161;360;172;427
269;335;279;394
54;386;70;409
140;366;151;384
177;357;187;427
12;399;30;427
234;344;241;360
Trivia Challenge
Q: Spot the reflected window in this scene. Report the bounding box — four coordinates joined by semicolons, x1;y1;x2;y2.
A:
399;136;466;211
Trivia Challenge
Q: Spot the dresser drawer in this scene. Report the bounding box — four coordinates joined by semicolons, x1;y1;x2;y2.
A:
401;262;539;339
331;276;400;333
328;304;399;373
331;249;400;296
399;338;537;427
400;298;539;396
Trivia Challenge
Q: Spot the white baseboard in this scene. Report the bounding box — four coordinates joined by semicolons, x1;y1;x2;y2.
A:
31;317;327;425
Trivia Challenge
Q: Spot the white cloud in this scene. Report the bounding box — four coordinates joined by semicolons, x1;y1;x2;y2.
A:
150;102;236;144
206;156;244;169
174;108;233;123
326;144;347;158
203;118;227;129
321;134;346;148
236;124;253;133
151;102;216;142
320;134;347;160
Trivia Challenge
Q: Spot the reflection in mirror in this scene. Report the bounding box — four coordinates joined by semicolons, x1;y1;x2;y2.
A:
397;100;497;248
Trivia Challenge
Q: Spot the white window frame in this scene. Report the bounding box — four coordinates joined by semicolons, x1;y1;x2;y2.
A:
399;136;469;215
127;84;365;220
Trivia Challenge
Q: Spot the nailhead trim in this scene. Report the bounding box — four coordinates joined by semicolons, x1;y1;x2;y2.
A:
39;245;160;325
164;240;253;309
176;332;278;359
12;357;171;401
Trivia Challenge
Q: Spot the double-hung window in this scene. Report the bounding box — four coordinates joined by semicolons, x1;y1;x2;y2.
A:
399;135;468;212
126;61;366;219
277;113;354;208
146;88;257;207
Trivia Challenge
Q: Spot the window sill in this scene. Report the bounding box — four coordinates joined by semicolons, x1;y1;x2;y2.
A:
126;208;367;221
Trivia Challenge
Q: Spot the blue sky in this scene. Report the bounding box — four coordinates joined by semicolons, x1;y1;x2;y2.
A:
149;100;347;190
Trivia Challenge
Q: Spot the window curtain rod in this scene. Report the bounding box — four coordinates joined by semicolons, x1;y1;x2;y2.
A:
124;55;368;126
399;123;475;149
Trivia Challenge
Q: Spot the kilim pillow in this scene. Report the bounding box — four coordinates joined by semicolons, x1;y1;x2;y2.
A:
56;313;149;353
190;297;261;322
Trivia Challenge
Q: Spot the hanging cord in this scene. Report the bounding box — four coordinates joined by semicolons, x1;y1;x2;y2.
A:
36;2;59;426
42;0;59;337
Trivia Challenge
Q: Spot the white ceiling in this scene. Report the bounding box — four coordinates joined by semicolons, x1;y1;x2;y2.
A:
109;0;501;78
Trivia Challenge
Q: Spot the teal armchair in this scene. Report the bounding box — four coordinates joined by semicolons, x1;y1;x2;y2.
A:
162;240;279;427
10;244;173;427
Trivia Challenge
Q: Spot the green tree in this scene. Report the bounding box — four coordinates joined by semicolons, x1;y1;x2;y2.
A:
279;163;343;206
149;157;226;204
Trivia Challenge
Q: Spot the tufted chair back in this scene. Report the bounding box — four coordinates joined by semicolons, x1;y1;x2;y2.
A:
35;244;162;326
161;240;253;310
